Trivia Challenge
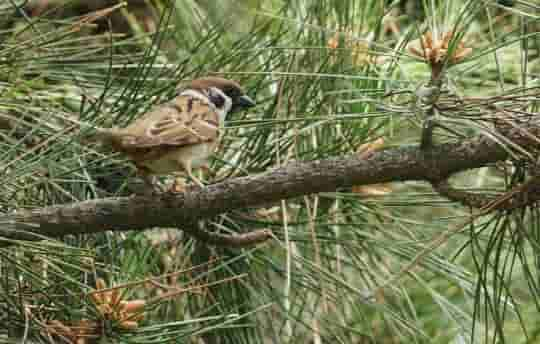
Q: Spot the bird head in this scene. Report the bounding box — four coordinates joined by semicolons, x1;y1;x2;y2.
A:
186;77;255;115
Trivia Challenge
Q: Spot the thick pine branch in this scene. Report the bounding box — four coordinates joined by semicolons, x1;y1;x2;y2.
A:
1;133;518;247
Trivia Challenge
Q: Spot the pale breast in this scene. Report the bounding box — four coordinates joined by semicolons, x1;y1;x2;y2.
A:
140;141;217;174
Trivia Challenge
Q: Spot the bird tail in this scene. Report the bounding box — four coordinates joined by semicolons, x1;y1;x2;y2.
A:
83;128;119;146
42;112;120;148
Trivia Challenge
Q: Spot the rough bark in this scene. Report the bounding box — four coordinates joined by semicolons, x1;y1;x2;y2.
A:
0;133;514;246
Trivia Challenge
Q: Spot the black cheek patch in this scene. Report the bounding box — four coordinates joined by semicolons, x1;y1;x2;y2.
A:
208;91;225;108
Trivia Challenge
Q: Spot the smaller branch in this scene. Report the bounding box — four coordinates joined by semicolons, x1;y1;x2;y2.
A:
431;178;495;209
181;221;272;248
432;175;540;211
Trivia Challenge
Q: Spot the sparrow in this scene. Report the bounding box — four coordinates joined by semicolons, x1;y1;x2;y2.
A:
91;76;255;193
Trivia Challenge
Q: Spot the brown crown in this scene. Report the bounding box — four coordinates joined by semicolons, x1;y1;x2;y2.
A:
187;77;245;94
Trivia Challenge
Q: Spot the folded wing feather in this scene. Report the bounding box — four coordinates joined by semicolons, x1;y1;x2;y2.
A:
118;95;219;148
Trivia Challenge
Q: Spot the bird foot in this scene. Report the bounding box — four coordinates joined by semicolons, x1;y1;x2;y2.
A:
169;184;185;194
168;183;204;194
169;182;205;194
168;177;187;194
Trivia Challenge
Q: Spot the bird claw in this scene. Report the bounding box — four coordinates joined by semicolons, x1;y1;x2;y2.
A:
167;181;204;194
169;177;186;194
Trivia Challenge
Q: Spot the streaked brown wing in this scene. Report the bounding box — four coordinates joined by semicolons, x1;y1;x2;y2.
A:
119;95;219;149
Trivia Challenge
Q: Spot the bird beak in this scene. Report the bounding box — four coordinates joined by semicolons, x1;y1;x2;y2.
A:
236;95;256;108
